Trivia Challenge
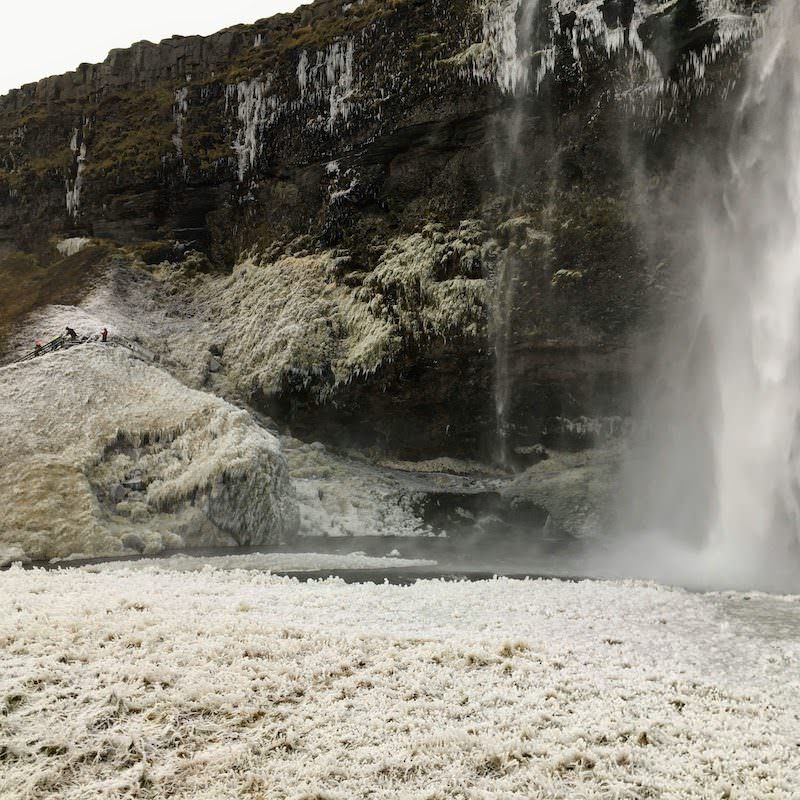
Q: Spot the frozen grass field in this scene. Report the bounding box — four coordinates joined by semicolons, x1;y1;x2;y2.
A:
1;565;798;799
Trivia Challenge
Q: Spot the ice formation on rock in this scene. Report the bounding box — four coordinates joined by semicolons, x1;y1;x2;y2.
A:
0;344;297;560
197;222;490;400
367;221;490;344
284;438;434;538
452;0;535;93
672;8;761;86
297;38;357;130
457;0;759;98
172;86;189;159
65;133;87;218
558;0;651;68
225;77;282;181
55;237;91;257
479;0;540;93
201;250;393;394
329;170;359;203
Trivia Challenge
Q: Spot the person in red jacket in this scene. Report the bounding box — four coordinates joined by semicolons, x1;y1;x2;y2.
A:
101;327;108;343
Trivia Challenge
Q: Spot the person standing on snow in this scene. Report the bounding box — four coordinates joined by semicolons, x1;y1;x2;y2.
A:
101;327;108;342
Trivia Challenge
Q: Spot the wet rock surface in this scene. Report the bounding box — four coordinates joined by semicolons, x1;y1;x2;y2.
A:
504;446;622;537
413;490;549;539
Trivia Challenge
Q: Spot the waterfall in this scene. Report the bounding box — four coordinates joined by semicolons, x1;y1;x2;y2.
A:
703;0;800;560
486;0;541;465
622;0;800;589
492;245;516;465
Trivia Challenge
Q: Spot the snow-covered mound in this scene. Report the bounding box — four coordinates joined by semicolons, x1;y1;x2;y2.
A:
0;344;298;561
0;569;796;799
2;284;497;544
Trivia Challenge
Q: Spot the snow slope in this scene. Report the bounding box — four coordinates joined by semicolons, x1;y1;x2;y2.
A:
0;345;297;561
0;569;797;799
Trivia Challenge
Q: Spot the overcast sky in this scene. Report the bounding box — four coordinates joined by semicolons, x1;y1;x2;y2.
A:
1;1;310;96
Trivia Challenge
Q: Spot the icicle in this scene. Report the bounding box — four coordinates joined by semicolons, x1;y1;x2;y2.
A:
296;38;358;131
66;141;87;218
172;87;189;160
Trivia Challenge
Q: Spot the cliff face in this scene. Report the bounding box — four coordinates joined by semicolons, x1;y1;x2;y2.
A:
0;0;766;462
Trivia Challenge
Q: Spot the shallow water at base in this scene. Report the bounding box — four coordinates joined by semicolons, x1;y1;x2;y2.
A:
31;527;799;596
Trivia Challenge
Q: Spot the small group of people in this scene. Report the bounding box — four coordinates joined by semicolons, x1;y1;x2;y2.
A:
64;325;108;342
33;326;109;356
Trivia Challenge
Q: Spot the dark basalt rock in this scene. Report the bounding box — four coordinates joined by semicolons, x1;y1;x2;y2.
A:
0;0;764;465
414;490;550;540
638;0;718;78
257;338;495;459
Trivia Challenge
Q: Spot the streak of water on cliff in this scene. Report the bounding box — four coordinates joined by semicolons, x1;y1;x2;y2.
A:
616;0;800;592
487;0;541;465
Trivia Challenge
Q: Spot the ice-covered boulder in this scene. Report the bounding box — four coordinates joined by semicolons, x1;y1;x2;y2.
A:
0;344;298;560
503;447;621;538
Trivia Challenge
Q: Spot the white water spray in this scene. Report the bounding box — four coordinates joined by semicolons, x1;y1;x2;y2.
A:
621;0;800;590
702;0;800;568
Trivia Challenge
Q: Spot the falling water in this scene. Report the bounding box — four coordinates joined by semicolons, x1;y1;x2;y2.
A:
621;0;800;589
703;0;800;565
492;247;516;466
487;0;541;465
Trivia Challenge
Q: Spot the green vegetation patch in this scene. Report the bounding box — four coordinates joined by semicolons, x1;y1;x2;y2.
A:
87;88;175;178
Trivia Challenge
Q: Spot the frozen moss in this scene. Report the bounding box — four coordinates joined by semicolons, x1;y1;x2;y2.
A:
199;222;491;400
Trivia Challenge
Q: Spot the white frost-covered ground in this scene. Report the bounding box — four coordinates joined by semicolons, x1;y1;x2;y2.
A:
1;569;797;799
